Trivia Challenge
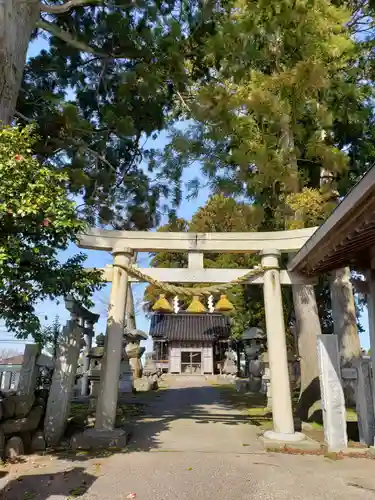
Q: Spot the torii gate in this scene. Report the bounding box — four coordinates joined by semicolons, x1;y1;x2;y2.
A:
78;227;317;444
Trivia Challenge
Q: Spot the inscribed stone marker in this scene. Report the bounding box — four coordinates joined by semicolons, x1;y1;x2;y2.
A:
316;334;347;451
44;320;82;446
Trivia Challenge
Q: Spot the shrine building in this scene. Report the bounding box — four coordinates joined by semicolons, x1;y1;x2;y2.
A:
150;312;231;375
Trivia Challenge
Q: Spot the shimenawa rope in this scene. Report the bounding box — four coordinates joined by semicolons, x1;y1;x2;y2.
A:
113;262;277;297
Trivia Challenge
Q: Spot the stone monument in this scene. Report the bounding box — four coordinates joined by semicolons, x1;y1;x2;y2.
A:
317;334;348;451
44;318;84;446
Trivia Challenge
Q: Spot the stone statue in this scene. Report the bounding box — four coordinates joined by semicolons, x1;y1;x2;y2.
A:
223;348;237;375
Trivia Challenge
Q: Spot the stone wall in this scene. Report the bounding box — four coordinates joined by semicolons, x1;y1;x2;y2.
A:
0;389;48;459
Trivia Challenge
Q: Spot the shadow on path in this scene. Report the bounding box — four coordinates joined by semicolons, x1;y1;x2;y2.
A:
0;467;97;500
127;380;265;452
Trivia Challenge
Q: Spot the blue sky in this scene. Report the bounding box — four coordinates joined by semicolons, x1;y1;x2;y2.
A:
0;35;370;355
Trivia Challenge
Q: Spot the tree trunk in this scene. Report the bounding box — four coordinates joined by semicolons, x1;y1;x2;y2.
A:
293;283;322;422
330;267;361;407
330;267;361;364
281;120;321;422
0;0;39;125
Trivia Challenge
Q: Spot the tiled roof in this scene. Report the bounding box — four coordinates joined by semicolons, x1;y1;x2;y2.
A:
0;355;24;365
150;312;231;342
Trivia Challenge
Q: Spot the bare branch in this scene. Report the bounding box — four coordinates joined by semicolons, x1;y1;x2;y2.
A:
83;145;117;173
36;20;106;56
14;110;33;123
36;20;135;60
176;90;192;112
40;0;101;14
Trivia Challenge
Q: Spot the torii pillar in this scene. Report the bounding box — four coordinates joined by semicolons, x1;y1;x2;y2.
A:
95;246;133;431
261;250;304;442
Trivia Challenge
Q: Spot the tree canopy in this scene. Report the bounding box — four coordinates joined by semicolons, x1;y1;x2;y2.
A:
4;0;375;231
6;0;227;229
0;125;102;340
159;0;375;229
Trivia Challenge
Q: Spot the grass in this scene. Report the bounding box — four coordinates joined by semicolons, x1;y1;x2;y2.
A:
213;383;274;430
69;400;146;431
309;421;323;430
213;383;363;442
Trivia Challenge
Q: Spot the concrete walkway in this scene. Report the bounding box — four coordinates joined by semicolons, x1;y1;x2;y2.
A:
1;377;375;499
129;375;263;454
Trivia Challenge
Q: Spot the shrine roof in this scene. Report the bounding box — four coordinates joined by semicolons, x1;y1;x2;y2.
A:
150;312;231;342
0;355;23;366
288;165;375;276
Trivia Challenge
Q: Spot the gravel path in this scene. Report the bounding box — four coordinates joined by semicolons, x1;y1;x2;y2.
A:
1;376;375;500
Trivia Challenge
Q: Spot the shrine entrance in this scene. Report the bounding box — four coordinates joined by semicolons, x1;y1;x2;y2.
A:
78;226;317;444
181;350;202;375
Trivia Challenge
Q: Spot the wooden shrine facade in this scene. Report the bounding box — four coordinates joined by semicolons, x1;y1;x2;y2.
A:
150;312;231;375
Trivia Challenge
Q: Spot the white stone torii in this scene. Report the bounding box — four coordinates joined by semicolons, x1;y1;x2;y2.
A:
77;227;317;445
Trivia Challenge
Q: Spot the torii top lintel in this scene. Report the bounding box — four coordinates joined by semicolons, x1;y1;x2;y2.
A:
77;227;317;253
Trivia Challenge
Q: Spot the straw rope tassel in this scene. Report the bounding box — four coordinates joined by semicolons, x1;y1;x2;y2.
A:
215;294;234;312
187;296;207;313
152;294;173;313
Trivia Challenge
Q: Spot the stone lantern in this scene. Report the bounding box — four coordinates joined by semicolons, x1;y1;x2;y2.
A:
124;328;148;380
242;328;265;370
87;333;105;399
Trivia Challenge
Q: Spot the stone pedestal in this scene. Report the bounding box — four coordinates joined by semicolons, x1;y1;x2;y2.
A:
261;250;302;442
133;378;154;392
71;428;128;451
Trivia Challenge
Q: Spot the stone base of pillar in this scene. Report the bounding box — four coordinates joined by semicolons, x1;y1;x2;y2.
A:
71;428;129;451
260;430;321;451
263;430;305;442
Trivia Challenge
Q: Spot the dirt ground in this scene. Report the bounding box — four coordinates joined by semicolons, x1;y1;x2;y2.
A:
0;376;375;500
